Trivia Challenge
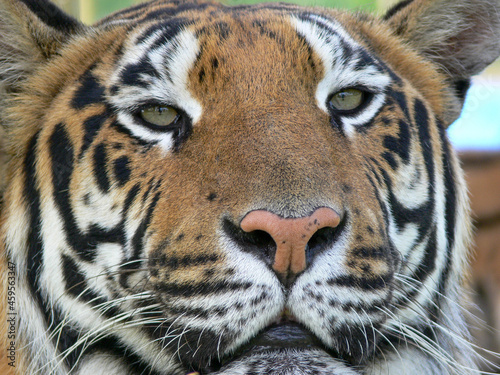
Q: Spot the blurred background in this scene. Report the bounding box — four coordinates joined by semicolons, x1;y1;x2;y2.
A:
53;0;500;370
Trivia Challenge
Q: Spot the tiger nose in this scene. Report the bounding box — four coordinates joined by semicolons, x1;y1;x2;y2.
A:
240;207;341;275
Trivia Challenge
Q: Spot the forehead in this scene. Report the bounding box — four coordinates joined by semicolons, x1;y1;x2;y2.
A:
107;2;391;122
111;4;383;70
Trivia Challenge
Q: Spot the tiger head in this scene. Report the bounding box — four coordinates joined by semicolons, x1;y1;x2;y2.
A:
1;0;499;374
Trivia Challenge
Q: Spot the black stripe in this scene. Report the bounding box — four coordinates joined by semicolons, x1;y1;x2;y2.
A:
93;143;110;193
298;12;384;75
24;132;48;327
383;0;415;20
130;192;161;262
411;227;438;283
25;131;124;369
327;273;393;290
329;298;389;314
50;124;92;261
137;18;191;54
392;231;441;324
62;255;120;318
51;123;75;195
50;305;82;368
50;124;93;261
389;88;410;121
145;319;224;371
436;122;457;298
72;68;105;110
119;191;161;287
113;156;131;186
381;169;432;242
155;280;252;297
142;179;156;203
151;253;220;270
160;304;221;320
382;151;397;170
413;98;436;235
353;48;385;74
351;246;388;260
120;59;161;88
80;114;107;159
57;332;161;374
364;169;402;278
19;0;80;33
364;170;391;237
62;254;103;303
392;102;444;309
124;183;141;211
382;119;412;167
365;158;384;187
86;223;125;249
111;120;151;146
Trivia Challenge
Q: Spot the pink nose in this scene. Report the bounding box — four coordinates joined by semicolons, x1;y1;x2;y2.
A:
240;207;340;275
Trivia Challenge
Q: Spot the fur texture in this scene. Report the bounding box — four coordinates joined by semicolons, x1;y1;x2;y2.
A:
0;0;499;374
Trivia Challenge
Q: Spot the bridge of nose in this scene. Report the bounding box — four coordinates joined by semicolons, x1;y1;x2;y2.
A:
240;207;340;275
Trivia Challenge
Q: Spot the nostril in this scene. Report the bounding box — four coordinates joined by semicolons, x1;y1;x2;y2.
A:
246;230;275;248
242;230;276;259
222;219;277;266
305;223;345;265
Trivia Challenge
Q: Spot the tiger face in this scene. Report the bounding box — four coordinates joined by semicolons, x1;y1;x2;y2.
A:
1;0;499;374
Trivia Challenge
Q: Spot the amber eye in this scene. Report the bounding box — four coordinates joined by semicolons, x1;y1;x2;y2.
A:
329;89;365;112
140;105;178;127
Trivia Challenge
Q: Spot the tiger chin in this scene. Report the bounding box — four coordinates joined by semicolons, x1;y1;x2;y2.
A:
0;0;499;374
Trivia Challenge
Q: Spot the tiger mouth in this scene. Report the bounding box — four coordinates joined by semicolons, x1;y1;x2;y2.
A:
197;319;332;374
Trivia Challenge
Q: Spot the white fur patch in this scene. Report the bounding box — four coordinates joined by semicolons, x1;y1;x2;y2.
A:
290;14;391;137
109;27;202;153
217;233;285;353
216;349;360;375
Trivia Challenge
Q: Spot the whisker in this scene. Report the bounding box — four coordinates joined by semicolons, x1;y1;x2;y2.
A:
378;305;484;375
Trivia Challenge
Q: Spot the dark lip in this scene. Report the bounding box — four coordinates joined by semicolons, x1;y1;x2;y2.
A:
197;320;326;374
240;321;324;353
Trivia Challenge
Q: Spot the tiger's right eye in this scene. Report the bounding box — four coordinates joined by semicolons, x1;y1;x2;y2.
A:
140;106;178;127
329;89;365;112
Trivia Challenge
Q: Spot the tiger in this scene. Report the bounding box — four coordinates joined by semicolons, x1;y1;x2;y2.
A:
1;0;500;374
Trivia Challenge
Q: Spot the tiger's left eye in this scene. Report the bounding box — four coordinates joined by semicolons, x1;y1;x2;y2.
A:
329;89;365;112
140;106;178;127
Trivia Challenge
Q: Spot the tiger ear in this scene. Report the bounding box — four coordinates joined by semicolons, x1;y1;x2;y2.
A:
384;0;500;124
0;0;83;93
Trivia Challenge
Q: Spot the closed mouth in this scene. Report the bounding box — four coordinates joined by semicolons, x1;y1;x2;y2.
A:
197;318;333;374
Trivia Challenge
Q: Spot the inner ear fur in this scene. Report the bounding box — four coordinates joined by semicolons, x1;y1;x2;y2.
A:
385;0;500;124
0;0;83;94
0;0;84;197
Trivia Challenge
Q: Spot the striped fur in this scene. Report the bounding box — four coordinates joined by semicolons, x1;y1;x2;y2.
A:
1;0;499;374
